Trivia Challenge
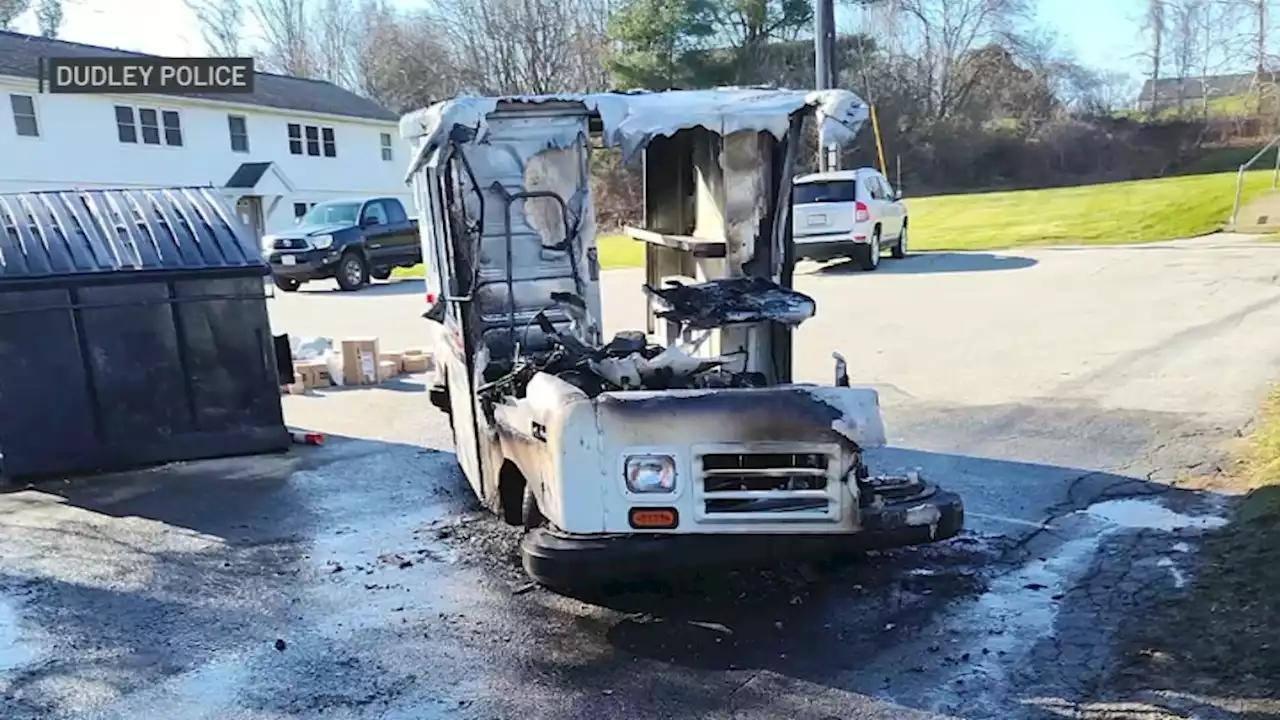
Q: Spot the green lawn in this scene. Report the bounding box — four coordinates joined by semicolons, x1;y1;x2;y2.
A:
393;170;1275;277
391;236;639;279
906;169;1276;252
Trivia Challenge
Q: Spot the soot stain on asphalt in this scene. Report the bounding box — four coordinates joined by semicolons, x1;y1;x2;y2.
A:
422;501;999;676
596;540;992;672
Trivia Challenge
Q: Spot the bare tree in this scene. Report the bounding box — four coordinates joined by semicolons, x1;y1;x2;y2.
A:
1167;0;1203;113
865;0;1033;120
313;0;356;87
425;0;609;95
1194;0;1251;115
1142;0;1166;114
34;0;61;36
351;0;468;112
250;0;315;77
0;0;30;29
1087;71;1141;114
1253;0;1267;72
185;0;244;56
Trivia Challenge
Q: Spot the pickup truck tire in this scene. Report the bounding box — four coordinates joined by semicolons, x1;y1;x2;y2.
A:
852;229;881;271
370;268;392;281
273;277;301;292
335;251;369;291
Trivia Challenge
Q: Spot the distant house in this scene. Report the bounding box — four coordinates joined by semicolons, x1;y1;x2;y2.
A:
1137;72;1278;109
0;30;412;239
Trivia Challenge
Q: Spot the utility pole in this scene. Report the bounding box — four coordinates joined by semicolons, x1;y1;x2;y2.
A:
813;0;838;170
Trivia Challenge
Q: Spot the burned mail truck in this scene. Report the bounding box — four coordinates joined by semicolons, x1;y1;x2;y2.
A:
400;89;964;589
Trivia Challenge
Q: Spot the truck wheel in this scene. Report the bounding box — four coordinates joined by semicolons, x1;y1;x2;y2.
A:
371;268;392;281
522;486;546;530
852;229;881;271
336;252;369;291
274;277;300;292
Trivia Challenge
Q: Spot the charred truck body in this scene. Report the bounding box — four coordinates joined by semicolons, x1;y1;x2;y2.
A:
400;89;964;589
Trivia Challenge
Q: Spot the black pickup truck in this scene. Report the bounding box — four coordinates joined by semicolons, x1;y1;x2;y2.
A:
263;196;420;292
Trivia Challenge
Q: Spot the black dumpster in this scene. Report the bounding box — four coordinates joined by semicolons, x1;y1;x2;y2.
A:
0;187;290;479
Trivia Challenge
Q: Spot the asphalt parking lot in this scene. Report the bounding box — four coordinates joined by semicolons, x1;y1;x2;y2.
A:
4;235;1280;719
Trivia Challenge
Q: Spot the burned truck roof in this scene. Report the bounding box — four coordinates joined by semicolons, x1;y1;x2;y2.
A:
397;87;870;179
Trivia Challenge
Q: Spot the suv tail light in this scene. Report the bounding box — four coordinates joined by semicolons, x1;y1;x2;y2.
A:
854;201;870;223
426;291;436;304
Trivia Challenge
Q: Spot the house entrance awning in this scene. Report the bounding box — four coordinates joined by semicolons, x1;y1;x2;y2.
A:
223;162;294;197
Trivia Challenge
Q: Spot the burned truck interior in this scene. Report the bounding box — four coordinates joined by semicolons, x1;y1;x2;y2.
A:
413;91;849;404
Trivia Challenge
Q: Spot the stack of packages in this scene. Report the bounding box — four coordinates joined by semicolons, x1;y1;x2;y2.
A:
283;337;434;394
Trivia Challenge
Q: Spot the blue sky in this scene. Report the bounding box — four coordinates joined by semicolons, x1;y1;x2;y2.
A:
1038;0;1148;75
14;0;1152;79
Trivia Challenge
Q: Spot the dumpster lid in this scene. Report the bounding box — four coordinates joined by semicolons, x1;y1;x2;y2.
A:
0;187;266;282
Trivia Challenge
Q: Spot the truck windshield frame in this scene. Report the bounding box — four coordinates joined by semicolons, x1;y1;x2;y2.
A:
303;201;361;225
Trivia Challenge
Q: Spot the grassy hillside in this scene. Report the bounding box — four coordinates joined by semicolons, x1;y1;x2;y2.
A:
400;169;1276;276
903;169;1275;252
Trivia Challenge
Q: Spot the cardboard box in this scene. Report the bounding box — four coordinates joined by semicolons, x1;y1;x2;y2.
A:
377;360;399;382
379;351;405;372
341;338;380;386
294;359;331;389
401;352;432;373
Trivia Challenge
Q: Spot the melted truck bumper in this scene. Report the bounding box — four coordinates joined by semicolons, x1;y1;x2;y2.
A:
520;488;964;590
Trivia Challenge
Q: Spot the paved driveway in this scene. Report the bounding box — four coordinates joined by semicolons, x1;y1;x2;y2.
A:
4;235;1280;719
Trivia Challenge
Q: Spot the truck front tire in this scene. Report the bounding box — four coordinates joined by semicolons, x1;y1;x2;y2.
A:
522;486;546;530
336;252;369;291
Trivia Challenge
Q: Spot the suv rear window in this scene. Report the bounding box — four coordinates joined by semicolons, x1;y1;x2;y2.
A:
794;180;856;204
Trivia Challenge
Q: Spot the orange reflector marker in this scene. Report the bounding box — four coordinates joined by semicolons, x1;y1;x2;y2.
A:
629;507;678;529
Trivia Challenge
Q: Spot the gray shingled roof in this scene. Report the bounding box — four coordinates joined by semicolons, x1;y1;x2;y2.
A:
1138;72;1274;103
0;30;396;122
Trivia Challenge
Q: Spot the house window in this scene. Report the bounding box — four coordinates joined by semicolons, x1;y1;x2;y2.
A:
304;125;319;156
380;132;393;161
293;202;308;219
115;105;136;143
228;115;248;152
287;122;336;157
139;108;160;144
163;111;183;146
115;105;181;146
9;94;37;137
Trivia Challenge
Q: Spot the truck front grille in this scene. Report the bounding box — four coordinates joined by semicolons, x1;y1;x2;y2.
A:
693;446;841;523
273;237;308;250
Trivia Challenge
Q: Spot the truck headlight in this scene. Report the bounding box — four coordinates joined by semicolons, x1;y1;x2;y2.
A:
310;234;334;250
625;454;676;493
261;234;276;252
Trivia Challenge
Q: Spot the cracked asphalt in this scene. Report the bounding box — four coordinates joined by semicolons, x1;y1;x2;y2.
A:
3;234;1280;719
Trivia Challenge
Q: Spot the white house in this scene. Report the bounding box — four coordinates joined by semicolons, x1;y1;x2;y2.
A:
0;30;413;238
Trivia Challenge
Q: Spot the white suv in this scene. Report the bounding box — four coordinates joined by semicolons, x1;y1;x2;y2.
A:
791;168;908;271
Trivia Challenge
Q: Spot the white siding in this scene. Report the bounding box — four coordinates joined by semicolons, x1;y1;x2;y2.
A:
0;75;412;234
